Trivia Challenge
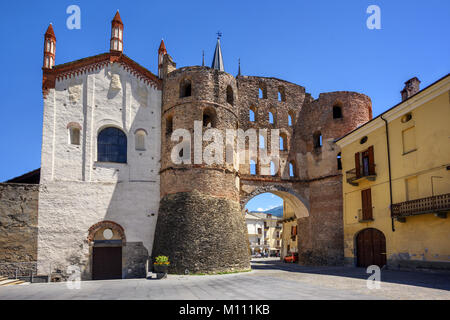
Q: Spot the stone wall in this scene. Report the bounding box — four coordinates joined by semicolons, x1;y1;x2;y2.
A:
0;183;39;275
152;190;250;274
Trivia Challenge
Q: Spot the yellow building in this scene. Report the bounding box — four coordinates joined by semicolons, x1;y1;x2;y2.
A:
280;202;298;259
245;211;281;256
263;214;282;256
336;74;450;271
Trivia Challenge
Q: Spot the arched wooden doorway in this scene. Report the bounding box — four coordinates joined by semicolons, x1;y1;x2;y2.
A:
88;221;126;280
356;228;386;268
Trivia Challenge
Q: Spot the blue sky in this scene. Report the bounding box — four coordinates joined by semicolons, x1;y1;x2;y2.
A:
245;193;283;212
0;1;449;212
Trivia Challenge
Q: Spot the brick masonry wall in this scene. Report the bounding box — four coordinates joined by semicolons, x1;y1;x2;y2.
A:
155;66;373;271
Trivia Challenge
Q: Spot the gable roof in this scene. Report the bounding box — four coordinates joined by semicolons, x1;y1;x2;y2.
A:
4;168;40;184
42;52;162;97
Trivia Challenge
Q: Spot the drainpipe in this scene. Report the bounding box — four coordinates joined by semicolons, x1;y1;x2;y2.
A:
381;115;395;232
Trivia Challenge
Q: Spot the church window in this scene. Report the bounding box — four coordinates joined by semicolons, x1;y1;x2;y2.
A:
67;123;81;145
135;129;147;151
97;127;127;163
69;127;80;145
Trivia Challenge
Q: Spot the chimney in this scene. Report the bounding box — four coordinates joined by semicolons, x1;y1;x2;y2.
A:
401;77;421;101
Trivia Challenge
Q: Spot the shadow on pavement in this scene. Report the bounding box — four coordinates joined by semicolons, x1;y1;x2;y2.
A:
250;258;450;291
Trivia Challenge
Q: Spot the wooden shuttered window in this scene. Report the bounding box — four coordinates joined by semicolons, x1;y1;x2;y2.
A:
291;225;297;236
355;152;361;178
355;146;375;178
361;189;373;221
368;146;375;176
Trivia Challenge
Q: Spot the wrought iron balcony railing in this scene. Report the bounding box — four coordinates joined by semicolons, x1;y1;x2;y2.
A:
346;165;377;186
391;193;450;219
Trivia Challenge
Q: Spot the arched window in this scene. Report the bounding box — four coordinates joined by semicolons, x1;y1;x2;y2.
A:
97;127;127;163
259;135;265;149
313;132;322;149
70;127;80;145
67;123;81;145
250;160;256;175
258;84;267;99
135;129;147;151
278;86;286;102
288;111;295;126
280;133;288;151
226;85;234;105
333;105;342;119
180;79;192;98
337;152;342;170
249;108;256;122
289;161;295;177
203;108;216;128
270;161;277;176
269;112;274;124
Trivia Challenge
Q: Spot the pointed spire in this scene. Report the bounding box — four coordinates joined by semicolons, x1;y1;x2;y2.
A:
158;39;167;78
211;33;224;71
45;23;56;38
238;58;241;76
158;39;167;55
43;23;56;69
112;10;123;25
110;10;124;52
202;50;205;66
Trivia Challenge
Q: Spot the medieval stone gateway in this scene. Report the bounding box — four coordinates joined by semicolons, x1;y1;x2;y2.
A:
0;12;372;279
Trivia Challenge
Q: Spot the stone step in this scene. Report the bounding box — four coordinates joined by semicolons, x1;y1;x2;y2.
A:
0;277;7;282
0;279;25;286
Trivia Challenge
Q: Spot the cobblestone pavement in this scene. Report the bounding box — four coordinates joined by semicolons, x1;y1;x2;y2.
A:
0;258;449;300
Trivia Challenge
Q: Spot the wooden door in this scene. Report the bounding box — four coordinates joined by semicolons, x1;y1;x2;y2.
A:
356;228;386;268
92;246;122;280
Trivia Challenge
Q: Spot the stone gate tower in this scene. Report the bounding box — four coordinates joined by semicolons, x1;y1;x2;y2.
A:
152;39;251;274
153;38;373;273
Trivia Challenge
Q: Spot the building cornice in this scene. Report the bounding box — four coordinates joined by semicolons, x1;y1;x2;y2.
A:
336;74;450;148
42;52;162;98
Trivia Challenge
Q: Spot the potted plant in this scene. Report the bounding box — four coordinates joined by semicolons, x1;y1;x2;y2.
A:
153;255;170;278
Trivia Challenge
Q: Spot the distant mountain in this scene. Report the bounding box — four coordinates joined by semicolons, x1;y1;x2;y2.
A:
263;205;283;217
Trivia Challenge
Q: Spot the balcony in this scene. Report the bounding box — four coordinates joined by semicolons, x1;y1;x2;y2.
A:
392;193;450;220
346;165;376;186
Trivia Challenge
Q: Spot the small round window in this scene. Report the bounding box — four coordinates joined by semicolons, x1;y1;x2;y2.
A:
360;136;368;144
401;113;412;123
103;229;113;240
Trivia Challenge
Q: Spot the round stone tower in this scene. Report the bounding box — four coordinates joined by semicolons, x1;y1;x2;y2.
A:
152;66;251;274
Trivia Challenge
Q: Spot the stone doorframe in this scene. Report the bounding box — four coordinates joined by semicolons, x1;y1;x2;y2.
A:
87;220;127;280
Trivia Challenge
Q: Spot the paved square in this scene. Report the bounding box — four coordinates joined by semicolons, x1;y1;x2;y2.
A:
0;258;449;300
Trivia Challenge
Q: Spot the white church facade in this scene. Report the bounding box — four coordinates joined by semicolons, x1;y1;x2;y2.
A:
37;13;162;279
